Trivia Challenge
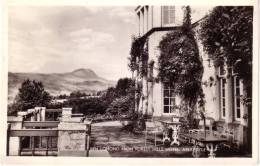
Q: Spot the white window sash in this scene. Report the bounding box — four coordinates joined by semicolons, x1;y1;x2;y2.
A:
234;76;243;121
163;84;176;114
220;78;226;119
162;6;175;25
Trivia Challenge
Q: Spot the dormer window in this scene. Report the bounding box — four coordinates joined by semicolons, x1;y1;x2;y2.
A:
162;6;175;25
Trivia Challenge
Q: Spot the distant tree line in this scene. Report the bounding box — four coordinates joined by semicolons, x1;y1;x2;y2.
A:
8;78;135;118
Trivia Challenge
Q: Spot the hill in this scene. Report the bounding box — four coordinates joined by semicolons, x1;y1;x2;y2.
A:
8;68;116;103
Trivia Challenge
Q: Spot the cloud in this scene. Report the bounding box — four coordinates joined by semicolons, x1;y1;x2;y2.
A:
108;7;136;24
69;28;115;50
85;6;135;24
8;6;135;80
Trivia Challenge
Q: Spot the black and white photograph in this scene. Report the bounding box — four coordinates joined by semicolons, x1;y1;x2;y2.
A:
1;1;258;164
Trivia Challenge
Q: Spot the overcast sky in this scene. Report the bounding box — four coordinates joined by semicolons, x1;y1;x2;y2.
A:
8;6;212;81
8;6;137;80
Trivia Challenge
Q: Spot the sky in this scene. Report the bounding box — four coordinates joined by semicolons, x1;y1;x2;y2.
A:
8;6;137;80
8;6;212;81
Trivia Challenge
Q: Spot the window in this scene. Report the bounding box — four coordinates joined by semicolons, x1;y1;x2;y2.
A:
145;6;149;31
233;76;242;120
162;6;175;25
163;83;176;114
137;12;140;35
218;65;227;76
220;78;226;119
141;8;144;34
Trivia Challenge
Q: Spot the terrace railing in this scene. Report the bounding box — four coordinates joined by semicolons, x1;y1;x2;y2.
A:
7;121;91;156
7;107;92;157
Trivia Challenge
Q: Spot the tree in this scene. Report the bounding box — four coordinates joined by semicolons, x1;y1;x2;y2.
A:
15;79;51;111
199;6;253;81
106;95;134;116
105;78;135;115
69;91;86;98
115;78;135;96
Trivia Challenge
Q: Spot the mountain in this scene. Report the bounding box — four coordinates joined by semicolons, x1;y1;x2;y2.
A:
8;68;116;103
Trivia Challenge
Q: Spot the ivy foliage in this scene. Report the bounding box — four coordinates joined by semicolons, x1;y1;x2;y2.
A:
199;6;253;81
128;36;148;76
158;6;204;108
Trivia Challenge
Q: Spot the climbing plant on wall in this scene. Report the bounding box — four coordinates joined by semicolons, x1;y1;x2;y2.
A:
199;6;253;82
128;36;148;77
158;6;205;113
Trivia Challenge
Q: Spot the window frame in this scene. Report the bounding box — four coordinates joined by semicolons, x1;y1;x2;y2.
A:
233;75;243;121
162;83;177;115
162;6;175;26
219;77;226;119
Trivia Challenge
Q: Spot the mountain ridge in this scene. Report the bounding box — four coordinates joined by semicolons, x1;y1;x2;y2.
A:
8;68;116;103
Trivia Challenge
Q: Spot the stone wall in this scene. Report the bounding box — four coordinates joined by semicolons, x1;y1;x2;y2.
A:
57;115;91;156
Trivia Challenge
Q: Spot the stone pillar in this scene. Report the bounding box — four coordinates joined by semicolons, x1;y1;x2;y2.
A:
41;107;46;121
153;82;162;117
7;115;23;156
62;108;72;118
37;112;41;121
35;107;46;121
57;119;91;156
27;109;36;121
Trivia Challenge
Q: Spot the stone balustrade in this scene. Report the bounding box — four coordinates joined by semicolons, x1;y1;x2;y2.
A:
7;107;92;156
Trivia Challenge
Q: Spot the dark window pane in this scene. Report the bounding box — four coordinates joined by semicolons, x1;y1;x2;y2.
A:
220;66;226;75
34;137;40;148
21;137;30;149
223;108;225;117
237;109;241;118
236;77;240;86
236;98;240;107
164;90;169;97
164;83;170;89
164;106;169;113
223;78;226;84
164;98;169;105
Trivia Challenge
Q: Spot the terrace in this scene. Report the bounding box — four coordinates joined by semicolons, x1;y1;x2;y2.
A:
7;107;247;158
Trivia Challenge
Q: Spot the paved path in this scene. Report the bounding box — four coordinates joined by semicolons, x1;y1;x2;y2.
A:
90;121;193;157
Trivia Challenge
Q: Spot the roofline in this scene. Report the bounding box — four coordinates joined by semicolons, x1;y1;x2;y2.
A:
139;26;182;39
135;6;141;11
139;18;207;39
